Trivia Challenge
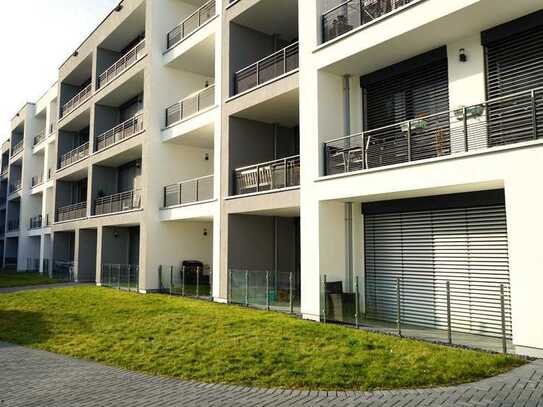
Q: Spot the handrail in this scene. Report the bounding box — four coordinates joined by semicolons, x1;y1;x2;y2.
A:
165;85;215;126
61;83;92;118
98;39;146;89
96;113;144;152
324;86;543;176
56;201;87;222
7;219;20;232
9;181;21;194
234;155;300;195
12;140;24;156
234;42;299;95
31;173;44;188
167;0;216;49
94;189;142;216
58;142;90;169
163;175;213;207
29;215;42;230
33;130;46;146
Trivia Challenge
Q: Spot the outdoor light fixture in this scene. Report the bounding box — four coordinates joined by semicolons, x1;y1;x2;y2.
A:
203;228;208;236
459;48;467;63
73;51;79;57
115;3;123;12
205;153;209;161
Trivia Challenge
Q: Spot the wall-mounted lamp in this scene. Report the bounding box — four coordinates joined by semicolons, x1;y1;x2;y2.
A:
115;3;123;12
204;153;209;161
114;232;119;238
459;48;467;63
203;228;208;236
72;51;79;57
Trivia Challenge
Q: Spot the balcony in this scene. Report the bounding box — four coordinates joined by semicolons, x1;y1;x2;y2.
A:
1;166;8;177
234;156;300;195
94;189;142;216
29;215;43;230
166;85;215;127
96;113;144;152
58;142;90;170
9;181;21;195
56;202;87;222
163;175;213;208
7;219;20;232
60;84;92;119
322;0;415;43
97;39;146;90
33;130;46;146
11;140;23;157
324;86;543;176
167;0;216;50
31;174;44;188
234;42;299;95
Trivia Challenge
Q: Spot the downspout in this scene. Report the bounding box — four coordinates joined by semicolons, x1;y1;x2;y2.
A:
343;75;353;291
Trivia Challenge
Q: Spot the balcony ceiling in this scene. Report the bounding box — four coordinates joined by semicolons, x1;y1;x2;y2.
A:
167;35;215;77
232;0;299;40
231;88;299;127
100;3;146;52
63;54;93;86
95;70;144;107
94;144;142;168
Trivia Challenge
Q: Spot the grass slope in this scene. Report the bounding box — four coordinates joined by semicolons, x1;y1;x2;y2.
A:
0;286;525;391
0;271;58;288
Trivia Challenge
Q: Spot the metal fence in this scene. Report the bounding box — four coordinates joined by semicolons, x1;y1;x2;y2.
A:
234;42;299;95
321;275;512;353
56;202;87;222
7;219;19;232
94;189;142;216
228;269;300;313
158;265;212;299
61;83;92;118
52;261;75;281
98;39;146;89
31;173;44;188
167;0;216;49
96;113;144;152
25;258;40;272
29;215;42;230
101;264;140;292
165;85;215;126
33;130;46;146
322;0;415;43
58;142;90;169
163;175;213;207
9;181;21;194
11;140;23;156
234;155;300;195
324;86;543;176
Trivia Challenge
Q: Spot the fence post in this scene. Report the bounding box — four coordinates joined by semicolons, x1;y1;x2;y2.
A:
136;266;139;292
396;277;402;337
501;284;507;354
182;265;186;297
170;266;173;296
322;274;327;323
463;106;469;151
128;265;131;292
158;265;163;292
196;266;200;298
406;122;412;162
266;270;270;311
117;264;121;290
446;281;452;345
245;270;249;307
355;276;360;329
228;269;232;304
209;268;213;301
289;271;294;314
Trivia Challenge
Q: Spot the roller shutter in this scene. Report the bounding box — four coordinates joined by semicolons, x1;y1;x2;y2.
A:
364;204;512;338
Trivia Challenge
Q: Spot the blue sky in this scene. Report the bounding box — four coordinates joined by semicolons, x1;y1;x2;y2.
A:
0;0;118;140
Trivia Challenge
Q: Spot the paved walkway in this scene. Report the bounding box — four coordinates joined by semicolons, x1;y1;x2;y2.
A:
0;342;542;407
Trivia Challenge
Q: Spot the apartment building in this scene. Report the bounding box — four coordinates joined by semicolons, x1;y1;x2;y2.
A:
2;0;543;358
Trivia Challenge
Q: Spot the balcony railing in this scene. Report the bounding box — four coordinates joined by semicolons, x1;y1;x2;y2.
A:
29;215;42;230
56;202;87;222
9;181;21;194
98;39;146;89
324;86;543;176
165;85;215;126
12;140;23;156
31;174;44;188
234;155;300;195
1;166;8;176
234;42;299;95
322;0;415;43
33;130;46;146
96;113;144;152
94;189;142;216
167;0;216;49
61;83;92;118
58;142;90;170
164;175;213;207
7;219;20;232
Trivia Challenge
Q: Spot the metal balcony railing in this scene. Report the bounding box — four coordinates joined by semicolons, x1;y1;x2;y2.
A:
234;155;300;195
7;219;20;232
61;83;92;118
96;113;144;152
56;202;87;222
33;130;46;146
9;181;21;194
324;86;543;176
31;173;44;188
98;39;146;89
163;175;213;208
167;0;216;49
165;85;215;126
29;215;42;230
94;189;142;216
234;42;299;95
1;166;8;176
12;140;23;156
322;0;415;43
58;142;90;169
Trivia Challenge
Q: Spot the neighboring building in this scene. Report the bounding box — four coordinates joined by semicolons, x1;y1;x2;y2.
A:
2;0;543;357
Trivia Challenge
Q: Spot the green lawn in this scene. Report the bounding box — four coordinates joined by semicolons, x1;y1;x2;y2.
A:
0;271;58;288
0;286;525;391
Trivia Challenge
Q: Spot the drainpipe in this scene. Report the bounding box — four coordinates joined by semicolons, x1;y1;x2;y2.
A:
343;75;354;291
